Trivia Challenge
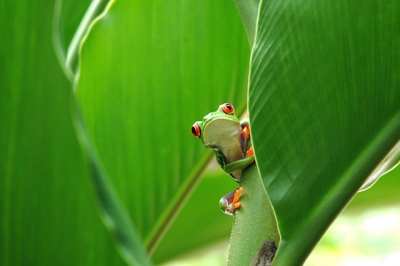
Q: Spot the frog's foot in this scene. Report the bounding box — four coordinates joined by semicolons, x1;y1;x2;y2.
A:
232;187;243;209
219;187;243;216
245;146;254;157
241;123;251;140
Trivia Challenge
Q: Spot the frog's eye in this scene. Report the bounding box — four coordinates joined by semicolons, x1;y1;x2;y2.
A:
220;103;235;115
191;122;201;138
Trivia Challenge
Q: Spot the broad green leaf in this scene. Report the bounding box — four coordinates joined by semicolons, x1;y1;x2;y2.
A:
249;0;400;264
0;1;127;265
75;0;249;262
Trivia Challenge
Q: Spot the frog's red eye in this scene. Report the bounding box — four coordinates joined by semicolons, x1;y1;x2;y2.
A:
220;103;235;115
191;123;201;138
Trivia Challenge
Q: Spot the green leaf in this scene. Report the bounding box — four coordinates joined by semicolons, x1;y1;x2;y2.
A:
75;0;249;262
0;1;127;265
249;0;400;264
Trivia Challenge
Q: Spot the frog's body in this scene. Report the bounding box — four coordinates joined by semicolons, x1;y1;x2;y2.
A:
191;103;255;215
192;103;254;182
203;116;243;181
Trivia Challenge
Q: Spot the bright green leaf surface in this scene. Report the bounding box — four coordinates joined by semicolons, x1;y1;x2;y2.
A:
76;0;249;261
249;0;400;264
0;1;127;265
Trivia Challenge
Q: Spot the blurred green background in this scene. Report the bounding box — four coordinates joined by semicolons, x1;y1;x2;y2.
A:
1;0;399;265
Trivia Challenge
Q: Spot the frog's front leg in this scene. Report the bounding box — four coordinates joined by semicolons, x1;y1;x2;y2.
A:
224;154;255;174
215;150;254;175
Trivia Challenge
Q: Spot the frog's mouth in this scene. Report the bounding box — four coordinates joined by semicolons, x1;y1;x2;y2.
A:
204;143;218;150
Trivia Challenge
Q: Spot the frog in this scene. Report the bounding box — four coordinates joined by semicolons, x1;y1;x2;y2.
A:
191;103;255;215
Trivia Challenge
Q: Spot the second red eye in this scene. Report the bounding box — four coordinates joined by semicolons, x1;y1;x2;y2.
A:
220;103;235;115
191;123;201;138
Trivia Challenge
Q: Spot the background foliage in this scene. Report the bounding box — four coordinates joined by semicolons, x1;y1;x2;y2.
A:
1;0;399;265
1;1;126;265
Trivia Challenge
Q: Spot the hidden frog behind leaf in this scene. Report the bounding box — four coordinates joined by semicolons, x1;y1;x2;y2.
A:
191;103;255;215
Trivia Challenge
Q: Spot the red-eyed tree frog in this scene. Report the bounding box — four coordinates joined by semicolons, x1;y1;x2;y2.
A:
191;103;255;215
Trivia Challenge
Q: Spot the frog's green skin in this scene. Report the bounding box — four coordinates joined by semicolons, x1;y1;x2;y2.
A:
192;104;254;182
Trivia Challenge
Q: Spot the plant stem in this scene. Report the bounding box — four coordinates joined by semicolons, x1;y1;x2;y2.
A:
227;164;280;265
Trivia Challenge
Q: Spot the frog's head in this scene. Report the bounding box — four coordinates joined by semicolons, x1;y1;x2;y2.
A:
191;103;241;147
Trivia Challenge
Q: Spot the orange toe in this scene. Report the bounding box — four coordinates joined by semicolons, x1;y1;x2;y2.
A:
246;146;254;157
232;187;242;205
242;125;251;140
